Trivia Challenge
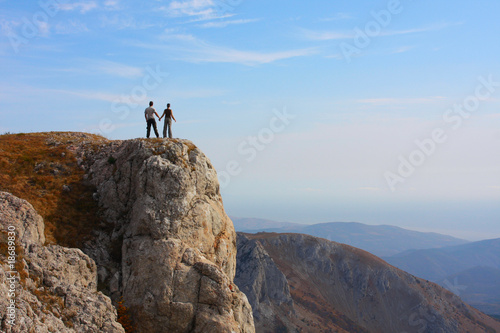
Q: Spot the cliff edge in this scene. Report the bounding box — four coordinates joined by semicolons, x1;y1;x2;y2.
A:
81;136;254;333
0;132;254;333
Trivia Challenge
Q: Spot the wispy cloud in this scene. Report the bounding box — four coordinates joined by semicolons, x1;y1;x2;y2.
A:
199;18;261;28
196;47;316;66
326;45;415;60
167;88;226;99
54;20;89;34
319;13;354;22
49;60;144;78
103;0;121;10
89;60;144;78
299;29;353;41
100;14;137;30
300;22;463;41
390;45;415;54
380;22;462;37
1;85;124;103
133;35;317;66
1;18;50;37
37;22;50;37
162;28;196;41
99;14;158;30
161;0;230;21
58;1;98;14
357;96;446;106
51;89;124;102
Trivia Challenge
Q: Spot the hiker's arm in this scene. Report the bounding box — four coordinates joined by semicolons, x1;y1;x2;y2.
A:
145;113;147;121
154;112;161;119
172;112;176;122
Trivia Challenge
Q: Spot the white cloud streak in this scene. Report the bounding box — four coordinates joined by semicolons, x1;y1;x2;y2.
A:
54;20;89;34
199;18;261;28
357;96;446;106
133;35;317;66
161;0;222;21
300;22;463;41
89;60;144;78
58;1;98;14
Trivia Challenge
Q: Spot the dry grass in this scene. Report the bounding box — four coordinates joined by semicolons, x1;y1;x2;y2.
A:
0;132;106;248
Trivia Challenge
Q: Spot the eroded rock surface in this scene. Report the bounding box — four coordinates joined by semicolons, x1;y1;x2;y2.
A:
0;192;124;333
235;234;298;333
81;138;254;333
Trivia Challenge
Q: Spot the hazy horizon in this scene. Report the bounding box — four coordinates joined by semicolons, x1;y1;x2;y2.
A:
1;1;499;242
228;211;499;242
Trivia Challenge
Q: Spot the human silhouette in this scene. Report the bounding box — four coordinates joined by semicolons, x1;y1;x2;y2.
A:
144;101;160;138
159;103;177;138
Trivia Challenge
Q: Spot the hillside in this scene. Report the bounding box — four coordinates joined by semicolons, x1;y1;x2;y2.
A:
236;232;500;333
439;266;500;316
0;132;107;248
233;217;468;257
385;238;500;315
0;132;254;332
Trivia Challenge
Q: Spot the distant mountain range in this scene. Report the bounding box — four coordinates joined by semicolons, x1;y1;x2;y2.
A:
384;238;500;315
235;232;500;332
231;217;469;257
233;217;500;316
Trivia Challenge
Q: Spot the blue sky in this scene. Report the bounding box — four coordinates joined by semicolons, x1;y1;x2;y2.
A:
1;0;499;240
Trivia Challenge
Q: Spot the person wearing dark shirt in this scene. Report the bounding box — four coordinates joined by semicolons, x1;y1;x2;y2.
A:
159;103;177;138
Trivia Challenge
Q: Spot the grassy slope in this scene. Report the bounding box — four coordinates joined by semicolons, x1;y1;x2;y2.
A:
0;132;107;248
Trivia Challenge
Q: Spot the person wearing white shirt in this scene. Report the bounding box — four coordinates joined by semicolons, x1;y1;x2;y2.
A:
144;101;160;138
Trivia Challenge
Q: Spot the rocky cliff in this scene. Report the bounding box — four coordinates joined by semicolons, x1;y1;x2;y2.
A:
236;232;500;333
0;192;124;332
0;132;254;333
80;137;254;333
235;234;299;332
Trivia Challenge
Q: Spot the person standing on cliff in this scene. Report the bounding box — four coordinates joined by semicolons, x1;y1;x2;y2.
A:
159;103;176;139
144;101;160;138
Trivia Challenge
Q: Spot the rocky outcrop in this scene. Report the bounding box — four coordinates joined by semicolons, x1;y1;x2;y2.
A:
235;234;297;333
237;232;500;333
0;192;124;332
79;138;254;332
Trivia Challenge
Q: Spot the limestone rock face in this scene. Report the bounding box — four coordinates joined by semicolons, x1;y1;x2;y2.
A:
235;234;297;333
0;192;124;333
82;139;254;333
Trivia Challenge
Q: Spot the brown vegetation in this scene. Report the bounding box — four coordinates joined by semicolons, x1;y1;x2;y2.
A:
0;132;107;248
116;296;135;333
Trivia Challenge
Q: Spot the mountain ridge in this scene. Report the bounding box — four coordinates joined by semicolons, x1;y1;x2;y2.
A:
233;217;469;257
385;237;500;315
235;232;500;333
